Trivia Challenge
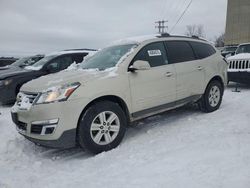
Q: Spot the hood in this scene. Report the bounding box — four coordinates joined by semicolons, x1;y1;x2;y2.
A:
0;67;30;80
21;68;118;92
227;53;250;61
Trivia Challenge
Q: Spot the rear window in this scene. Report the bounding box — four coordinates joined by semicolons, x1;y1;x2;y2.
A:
165;41;195;64
189;42;216;59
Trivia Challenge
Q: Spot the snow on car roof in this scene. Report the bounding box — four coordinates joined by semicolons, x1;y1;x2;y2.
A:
110;34;160;46
110;34;212;47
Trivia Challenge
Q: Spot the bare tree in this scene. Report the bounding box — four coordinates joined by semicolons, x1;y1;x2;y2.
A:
214;33;225;47
185;24;205;38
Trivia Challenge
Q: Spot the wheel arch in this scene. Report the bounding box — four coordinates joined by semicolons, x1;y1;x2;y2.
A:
77;95;130;128
206;75;225;94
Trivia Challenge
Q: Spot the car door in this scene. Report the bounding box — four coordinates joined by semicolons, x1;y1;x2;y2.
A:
128;41;176;115
165;40;205;100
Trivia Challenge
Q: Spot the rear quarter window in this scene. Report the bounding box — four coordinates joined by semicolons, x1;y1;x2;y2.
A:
189;42;216;59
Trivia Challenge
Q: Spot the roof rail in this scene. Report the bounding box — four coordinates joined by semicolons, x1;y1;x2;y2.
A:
157;33;207;42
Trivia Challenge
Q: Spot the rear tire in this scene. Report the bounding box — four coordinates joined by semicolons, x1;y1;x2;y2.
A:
77;101;127;154
199;80;223;113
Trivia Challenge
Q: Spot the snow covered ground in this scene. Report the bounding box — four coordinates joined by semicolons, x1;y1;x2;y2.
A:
0;84;250;188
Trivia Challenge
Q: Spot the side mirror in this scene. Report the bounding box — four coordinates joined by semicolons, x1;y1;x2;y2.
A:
128;60;151;72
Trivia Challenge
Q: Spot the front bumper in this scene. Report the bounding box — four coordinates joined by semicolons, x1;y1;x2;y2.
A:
228;71;250;85
22;129;77;148
11;98;89;148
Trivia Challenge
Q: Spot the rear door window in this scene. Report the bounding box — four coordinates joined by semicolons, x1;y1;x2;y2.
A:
133;42;168;67
165;41;195;64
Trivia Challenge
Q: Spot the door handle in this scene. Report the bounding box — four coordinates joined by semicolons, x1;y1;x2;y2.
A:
197;66;204;71
165;72;173;77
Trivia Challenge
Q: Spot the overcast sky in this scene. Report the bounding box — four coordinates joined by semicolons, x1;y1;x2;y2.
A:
0;0;227;56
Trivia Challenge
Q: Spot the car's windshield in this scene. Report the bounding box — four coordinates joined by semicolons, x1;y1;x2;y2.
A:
12;57;31;67
224;47;237;52
81;44;137;70
235;44;250;54
25;55;56;70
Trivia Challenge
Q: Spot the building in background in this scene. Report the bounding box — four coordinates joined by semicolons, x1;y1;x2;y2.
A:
225;0;250;46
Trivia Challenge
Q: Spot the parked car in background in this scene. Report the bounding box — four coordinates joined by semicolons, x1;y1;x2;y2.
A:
0;55;44;70
227;43;250;85
11;34;227;154
0;49;96;104
0;55;44;76
0;57;18;67
221;45;237;57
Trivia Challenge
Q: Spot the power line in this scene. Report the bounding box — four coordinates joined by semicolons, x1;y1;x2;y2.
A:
170;0;193;33
167;0;186;21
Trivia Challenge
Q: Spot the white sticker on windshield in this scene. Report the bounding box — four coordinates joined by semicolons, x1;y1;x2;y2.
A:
148;50;162;57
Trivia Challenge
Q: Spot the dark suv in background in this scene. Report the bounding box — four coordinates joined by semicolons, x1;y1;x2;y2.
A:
0;49;96;104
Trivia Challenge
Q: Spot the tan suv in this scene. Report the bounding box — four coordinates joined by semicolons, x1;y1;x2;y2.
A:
11;35;228;154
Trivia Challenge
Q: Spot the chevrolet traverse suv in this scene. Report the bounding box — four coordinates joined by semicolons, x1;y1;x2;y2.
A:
11;35;227;154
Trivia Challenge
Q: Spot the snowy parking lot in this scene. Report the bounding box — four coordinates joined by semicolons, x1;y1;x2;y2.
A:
0;84;250;188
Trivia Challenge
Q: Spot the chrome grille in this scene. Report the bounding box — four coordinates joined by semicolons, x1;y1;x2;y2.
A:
229;60;250;70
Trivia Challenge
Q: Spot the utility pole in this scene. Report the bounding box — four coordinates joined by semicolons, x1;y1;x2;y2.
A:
155;20;168;34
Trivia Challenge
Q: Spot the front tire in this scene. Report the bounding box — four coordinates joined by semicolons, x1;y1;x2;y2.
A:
77;101;127;154
199;80;223;113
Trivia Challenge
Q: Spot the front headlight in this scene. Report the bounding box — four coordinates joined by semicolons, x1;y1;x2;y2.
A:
36;82;80;104
0;79;13;87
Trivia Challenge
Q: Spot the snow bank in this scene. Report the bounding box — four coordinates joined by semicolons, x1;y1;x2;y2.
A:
1;86;250;188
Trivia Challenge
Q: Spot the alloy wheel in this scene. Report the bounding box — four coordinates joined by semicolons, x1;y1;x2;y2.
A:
90;111;120;145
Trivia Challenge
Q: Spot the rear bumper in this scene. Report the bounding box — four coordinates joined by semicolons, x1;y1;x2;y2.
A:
228;71;250;85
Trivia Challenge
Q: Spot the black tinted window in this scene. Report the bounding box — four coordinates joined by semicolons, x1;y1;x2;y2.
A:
133;42;168;67
165;41;195;63
190;42;216;59
72;53;87;63
48;56;73;72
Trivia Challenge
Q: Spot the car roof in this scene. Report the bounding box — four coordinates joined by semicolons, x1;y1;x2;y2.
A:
238;43;250;46
111;33;210;46
47;49;96;56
